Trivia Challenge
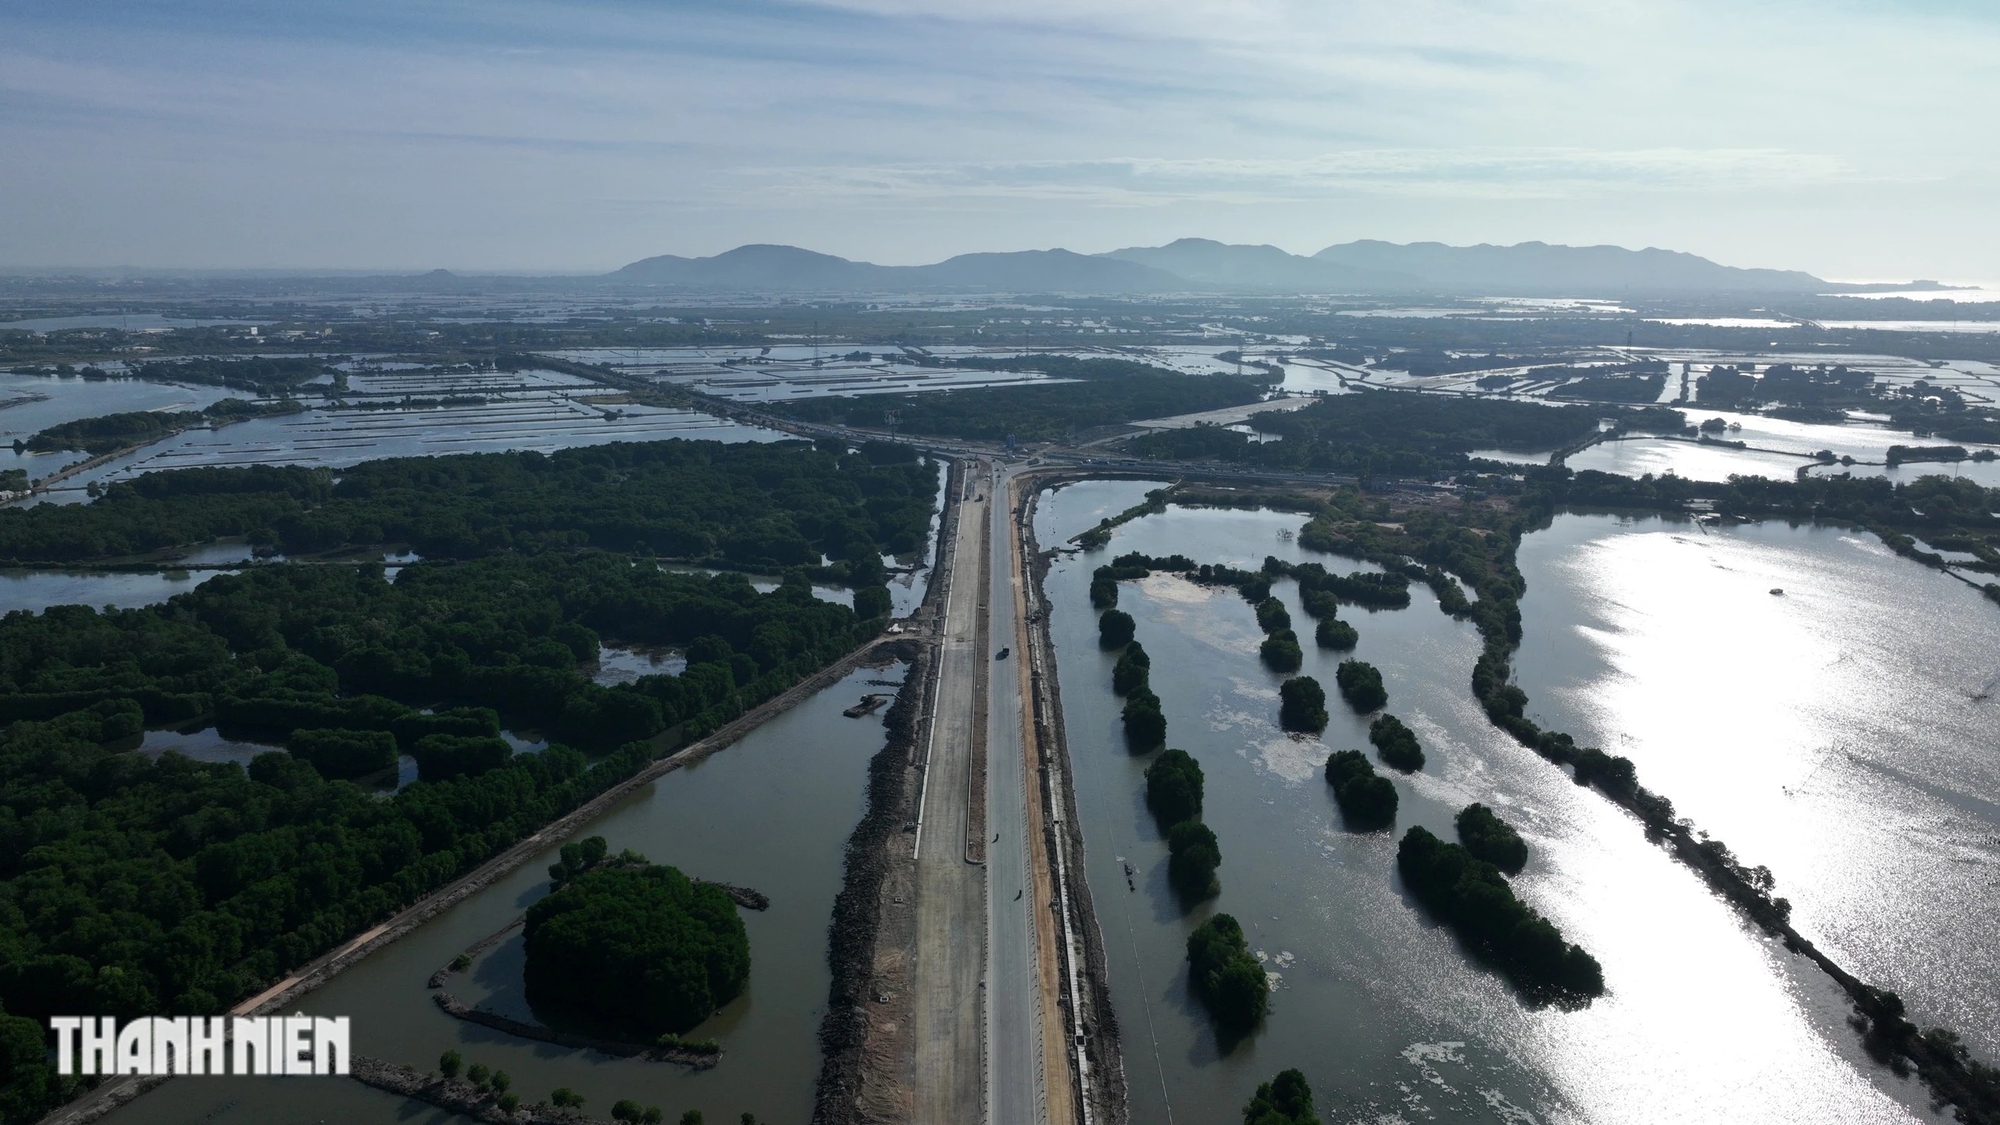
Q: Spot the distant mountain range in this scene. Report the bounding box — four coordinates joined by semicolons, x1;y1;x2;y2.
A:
608;245;1180;293
608;238;1827;295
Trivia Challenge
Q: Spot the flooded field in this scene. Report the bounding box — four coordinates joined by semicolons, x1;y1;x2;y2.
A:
543;346;1067;402
34;371;785;503
1033;482;1944;1124
543;342;1316;403
1568;415;2000;486
1371;347;2000;407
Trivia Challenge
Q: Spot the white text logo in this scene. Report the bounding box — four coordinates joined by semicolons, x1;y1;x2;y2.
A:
48;1016;350;1076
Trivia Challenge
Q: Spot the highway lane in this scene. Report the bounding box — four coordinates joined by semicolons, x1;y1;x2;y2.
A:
987;462;1047;1125
910;469;988;1125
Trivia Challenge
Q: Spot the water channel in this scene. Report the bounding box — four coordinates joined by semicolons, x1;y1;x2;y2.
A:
100;661;902;1125
1034;480;1946;1124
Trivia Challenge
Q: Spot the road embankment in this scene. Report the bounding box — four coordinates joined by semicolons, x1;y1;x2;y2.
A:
1017;471;1130;1125
813;457;962;1125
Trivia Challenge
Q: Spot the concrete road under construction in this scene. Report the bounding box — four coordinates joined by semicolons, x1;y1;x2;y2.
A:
909;459;1082;1125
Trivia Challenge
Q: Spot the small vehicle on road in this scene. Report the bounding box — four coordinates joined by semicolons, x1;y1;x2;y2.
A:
995;647;1010;660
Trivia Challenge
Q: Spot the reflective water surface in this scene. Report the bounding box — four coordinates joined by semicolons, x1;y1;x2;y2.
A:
1034;483;1941;1124
1572;438;2000;488
1516;512;2000;1059
0;567;215;613
0;371;240;440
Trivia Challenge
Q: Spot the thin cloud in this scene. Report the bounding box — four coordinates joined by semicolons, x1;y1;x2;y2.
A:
749;149;1907;207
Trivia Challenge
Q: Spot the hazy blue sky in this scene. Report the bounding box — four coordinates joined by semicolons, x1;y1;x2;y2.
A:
2;0;1993;277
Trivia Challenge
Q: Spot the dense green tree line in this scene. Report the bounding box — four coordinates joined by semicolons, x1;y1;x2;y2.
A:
1109;550;1197;571
1314;617;1358;650
1456;803;1528;874
1144;749;1204;827
1112;551;1377;670
1368;715;1425;772
1241;1068;1320;1125
1259;631;1302;672
1112;642;1151;695
131;357;334;395
1074;492;1174;551
286;727;396;779
523;858;748;1035
778;360;1275;442
0;439;937;581
1097;608;1137;648
1186;913;1267;1032
1543;372;1665;403
1122;684;1166;751
1334;659;1387;712
1247;593;1298;671
1718;472;1999;539
1184;554;1399;633
1085;576;1223;903
1254;597;1290;632
1166;821;1221;897
20;400;302;455
1259;556;1411;611
1323;750;1397;830
0;554;872;748
1397;826;1603;1002
1097;607;1163;750
1130;390;1608;476
1553;463;2000;574
1277;676;1327;733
